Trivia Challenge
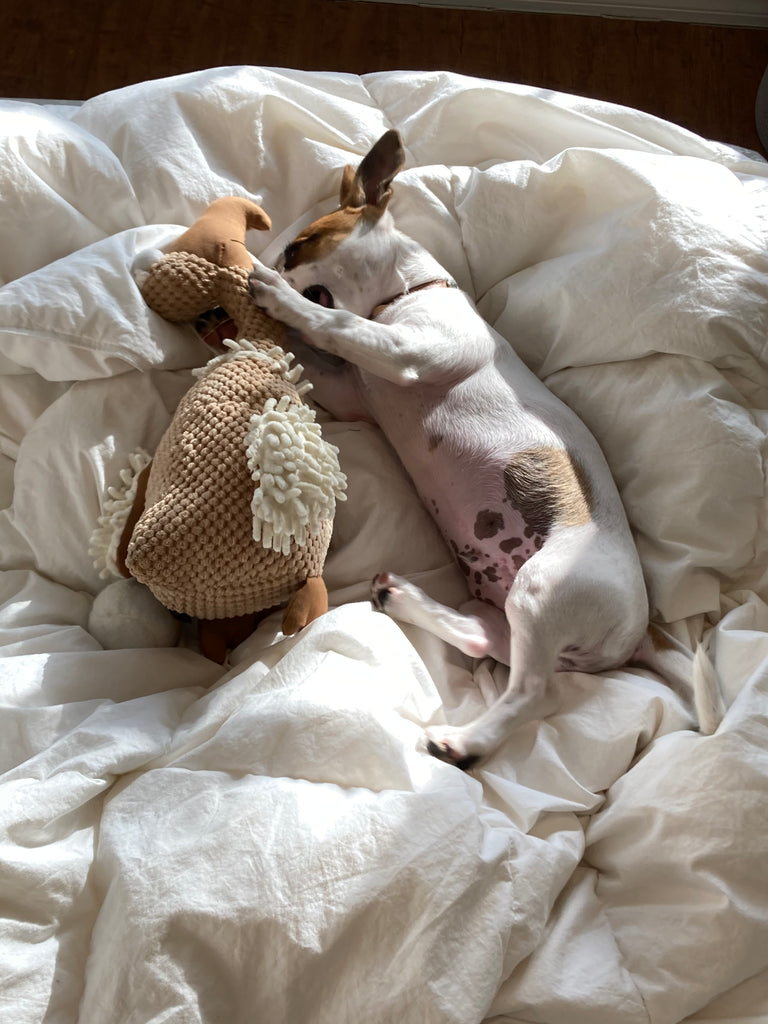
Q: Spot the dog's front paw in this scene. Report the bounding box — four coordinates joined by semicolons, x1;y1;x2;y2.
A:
248;260;294;319
248;259;284;291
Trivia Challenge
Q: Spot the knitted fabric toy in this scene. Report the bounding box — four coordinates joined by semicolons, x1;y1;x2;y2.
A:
90;197;346;662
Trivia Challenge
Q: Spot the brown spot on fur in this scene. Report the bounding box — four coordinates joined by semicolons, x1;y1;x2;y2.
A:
504;447;593;537
283;207;364;270
499;536;523;553
428;432;444;451
474;509;504;539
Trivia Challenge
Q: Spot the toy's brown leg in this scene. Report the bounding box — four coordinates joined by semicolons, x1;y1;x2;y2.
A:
281;576;328;635
197;613;260;664
116;462;152;577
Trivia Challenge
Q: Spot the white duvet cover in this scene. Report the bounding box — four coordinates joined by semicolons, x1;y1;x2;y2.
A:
1;66;767;1024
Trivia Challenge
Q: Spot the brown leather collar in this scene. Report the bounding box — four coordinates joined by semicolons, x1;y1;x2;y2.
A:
370;278;455;319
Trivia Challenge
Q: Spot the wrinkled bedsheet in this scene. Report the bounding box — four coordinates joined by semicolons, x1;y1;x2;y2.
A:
1;66;767;1024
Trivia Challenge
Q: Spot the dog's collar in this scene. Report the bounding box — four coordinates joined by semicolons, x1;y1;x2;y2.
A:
370;278;456;320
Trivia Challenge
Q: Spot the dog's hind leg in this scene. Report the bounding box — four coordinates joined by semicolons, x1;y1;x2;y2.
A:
372;570;557;769
424;608;560;769
371;572;509;662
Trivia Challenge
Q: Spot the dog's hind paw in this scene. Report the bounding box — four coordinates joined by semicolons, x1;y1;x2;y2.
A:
424;728;480;772
370;571;404;613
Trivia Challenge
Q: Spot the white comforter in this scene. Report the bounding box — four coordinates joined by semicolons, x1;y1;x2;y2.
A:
1;67;767;1024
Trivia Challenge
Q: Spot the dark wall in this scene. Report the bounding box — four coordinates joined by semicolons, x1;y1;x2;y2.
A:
3;0;766;153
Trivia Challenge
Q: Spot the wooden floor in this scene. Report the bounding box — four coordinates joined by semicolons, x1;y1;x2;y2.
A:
3;0;767;154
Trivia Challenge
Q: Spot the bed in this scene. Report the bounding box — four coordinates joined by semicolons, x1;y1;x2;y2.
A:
1;65;767;1024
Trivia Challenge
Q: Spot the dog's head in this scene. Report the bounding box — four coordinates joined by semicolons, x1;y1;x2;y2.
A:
277;130;407;317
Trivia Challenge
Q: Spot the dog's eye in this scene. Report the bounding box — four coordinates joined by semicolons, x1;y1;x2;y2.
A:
284;232;321;270
302;285;335;308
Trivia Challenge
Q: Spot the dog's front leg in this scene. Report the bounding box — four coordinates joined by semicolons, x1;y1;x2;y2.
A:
282;332;372;422
249;262;425;385
249;261;340;340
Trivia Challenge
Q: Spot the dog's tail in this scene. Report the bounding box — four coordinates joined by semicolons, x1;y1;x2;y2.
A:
631;626;725;734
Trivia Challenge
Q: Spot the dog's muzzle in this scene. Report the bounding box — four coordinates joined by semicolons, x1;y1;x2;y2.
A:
302;285;335;308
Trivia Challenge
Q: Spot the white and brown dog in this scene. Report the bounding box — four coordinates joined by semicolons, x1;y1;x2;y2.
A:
248;129;721;768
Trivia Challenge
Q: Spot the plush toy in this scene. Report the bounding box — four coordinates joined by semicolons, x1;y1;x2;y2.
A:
89;197;346;662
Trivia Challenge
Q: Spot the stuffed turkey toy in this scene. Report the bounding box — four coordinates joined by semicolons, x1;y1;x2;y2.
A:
89;197;346;662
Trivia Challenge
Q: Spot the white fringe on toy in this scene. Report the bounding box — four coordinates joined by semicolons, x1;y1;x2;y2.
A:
193;336;311;396
89;448;153;579
245;396;347;555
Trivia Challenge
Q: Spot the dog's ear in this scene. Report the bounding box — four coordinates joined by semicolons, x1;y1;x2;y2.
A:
339;164;361;207
341;130;405;210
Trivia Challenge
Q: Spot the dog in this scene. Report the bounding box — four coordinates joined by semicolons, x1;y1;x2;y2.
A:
248;129;722;768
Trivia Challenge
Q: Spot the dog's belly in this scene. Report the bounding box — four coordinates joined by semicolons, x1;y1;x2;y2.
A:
403;448;544;608
438;497;543;607
359;371;561;608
